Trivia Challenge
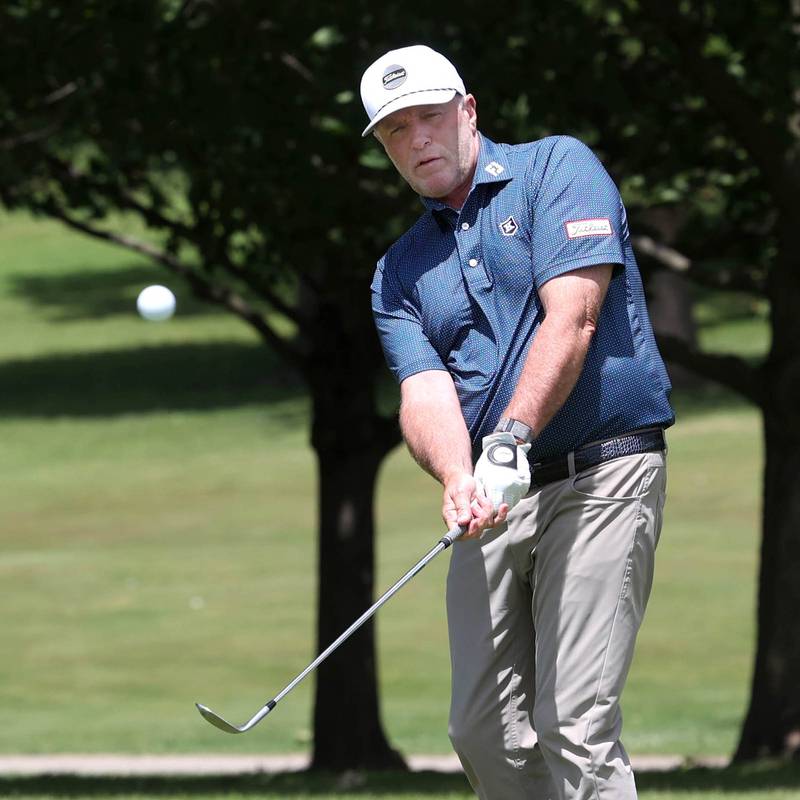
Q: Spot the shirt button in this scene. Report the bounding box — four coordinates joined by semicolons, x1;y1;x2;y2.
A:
461;222;470;231
468;258;479;267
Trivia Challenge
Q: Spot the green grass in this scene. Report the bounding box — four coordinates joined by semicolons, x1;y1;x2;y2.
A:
0;211;767;763
694;289;770;358
3;762;800;800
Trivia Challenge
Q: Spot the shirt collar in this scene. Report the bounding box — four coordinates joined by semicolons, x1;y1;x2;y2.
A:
420;133;513;213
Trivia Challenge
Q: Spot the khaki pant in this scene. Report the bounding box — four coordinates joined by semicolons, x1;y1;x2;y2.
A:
447;450;667;800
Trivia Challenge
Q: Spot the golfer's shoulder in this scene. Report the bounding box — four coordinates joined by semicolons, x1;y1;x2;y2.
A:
502;135;604;195
379;211;440;271
504;134;595;169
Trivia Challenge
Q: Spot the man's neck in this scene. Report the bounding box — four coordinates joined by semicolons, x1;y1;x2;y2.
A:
442;169;477;211
437;134;481;211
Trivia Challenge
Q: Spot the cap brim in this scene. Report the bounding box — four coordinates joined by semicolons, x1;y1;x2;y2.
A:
361;88;458;137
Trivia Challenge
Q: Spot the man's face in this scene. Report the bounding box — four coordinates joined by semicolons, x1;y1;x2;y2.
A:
375;95;479;209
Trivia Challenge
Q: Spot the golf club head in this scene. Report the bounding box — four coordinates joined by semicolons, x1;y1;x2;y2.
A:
196;699;276;734
195;703;246;734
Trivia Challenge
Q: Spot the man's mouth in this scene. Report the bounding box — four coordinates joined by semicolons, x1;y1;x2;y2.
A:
416;156;442;170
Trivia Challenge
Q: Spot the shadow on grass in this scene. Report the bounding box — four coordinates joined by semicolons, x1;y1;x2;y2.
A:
0;771;468;797
2;764;800;797
2;342;304;418
8;263;225;321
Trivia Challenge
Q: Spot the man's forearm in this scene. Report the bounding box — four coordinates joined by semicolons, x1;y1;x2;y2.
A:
503;312;596;436
503;264;611;437
399;370;473;484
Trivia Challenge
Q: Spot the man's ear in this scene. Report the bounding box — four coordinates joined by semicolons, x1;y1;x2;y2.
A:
463;94;478;131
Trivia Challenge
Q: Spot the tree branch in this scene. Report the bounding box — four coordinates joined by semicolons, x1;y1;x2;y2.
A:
656;333;764;406
43;151;311;331
689;264;765;294
223;257;307;327
280;52;314;83
42;82;78;105
0;124;60;150
186;214;311;331
632;234;765;293
632;234;690;272
41;201;306;369
44;153;197;240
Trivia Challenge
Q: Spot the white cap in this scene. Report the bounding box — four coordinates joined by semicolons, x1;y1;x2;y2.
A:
359;45;466;137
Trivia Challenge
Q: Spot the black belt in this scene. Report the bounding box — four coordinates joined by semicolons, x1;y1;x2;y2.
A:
530;428;665;488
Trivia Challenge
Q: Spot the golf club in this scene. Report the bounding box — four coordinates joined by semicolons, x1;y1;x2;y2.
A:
196;523;467;734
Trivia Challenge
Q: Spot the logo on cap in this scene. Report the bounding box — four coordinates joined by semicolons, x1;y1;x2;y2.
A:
382;65;407;90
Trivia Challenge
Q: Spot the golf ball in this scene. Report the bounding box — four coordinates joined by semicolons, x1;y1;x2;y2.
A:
137;285;176;321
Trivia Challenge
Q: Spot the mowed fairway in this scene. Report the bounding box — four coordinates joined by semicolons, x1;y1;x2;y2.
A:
1;213;763;763
4;763;800;800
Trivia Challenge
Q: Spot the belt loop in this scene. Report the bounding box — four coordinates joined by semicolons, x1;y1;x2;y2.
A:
567;450;576;477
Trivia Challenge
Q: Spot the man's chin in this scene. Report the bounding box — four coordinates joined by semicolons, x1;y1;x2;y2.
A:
413;180;454;201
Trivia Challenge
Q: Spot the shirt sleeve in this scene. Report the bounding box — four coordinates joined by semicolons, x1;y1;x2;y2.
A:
531;136;627;289
371;258;446;384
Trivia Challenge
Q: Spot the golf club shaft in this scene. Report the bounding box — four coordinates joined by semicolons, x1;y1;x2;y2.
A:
197;524;466;733
270;524;466;707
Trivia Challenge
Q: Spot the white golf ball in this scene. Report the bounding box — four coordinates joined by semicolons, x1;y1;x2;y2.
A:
136;285;176;321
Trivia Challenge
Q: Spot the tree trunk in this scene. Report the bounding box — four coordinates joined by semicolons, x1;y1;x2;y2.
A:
307;301;405;771
633;206;700;389
734;236;800;761
645;268;700;390
310;431;405;770
734;410;800;760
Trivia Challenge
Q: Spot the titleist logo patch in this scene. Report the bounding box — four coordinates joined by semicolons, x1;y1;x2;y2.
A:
382;66;407;90
565;218;613;239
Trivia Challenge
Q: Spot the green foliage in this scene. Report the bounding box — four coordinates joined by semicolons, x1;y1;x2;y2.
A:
1;0;791;361
0;0;424;369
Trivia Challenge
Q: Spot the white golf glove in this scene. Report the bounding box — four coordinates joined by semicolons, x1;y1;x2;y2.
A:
473;431;532;513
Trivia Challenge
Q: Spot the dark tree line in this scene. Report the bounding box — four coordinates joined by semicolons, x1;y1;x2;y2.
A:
1;0;797;766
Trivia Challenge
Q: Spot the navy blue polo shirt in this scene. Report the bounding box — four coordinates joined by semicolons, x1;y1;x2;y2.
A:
371;133;674;460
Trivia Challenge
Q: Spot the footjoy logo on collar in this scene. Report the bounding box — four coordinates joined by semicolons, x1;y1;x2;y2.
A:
499;215;518;236
565;218;613;239
485;161;505;177
382;65;407;90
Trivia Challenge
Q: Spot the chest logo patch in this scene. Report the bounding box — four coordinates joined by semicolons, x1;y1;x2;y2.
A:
499;215;519;236
565;218;613;239
485;161;505;177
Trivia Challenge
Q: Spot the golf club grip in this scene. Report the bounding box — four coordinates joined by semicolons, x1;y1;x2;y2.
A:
440;524;467;546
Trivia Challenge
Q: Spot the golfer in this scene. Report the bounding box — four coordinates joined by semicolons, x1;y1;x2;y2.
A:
360;45;673;799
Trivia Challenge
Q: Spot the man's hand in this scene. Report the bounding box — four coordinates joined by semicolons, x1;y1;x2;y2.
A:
441;432;531;540
442;471;503;540
474;431;531;513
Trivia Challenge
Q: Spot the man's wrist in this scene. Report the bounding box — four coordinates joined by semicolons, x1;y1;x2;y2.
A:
494;417;535;444
441;464;474;486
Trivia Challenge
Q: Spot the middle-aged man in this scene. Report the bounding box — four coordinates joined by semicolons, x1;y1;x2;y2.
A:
360;44;674;800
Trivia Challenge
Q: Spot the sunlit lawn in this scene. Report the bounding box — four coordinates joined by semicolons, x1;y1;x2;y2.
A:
0;212;765;764
3;762;800;800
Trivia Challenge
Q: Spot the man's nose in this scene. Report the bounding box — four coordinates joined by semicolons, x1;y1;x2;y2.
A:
410;123;432;149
